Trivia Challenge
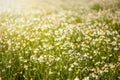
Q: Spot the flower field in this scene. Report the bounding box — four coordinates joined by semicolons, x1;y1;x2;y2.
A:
0;0;120;80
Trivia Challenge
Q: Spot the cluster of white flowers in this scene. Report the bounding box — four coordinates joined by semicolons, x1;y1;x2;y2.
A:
1;0;120;80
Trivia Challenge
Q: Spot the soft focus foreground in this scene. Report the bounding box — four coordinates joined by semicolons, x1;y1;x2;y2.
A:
0;0;120;80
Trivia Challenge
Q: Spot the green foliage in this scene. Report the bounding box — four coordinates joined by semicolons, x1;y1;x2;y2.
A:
91;3;103;11
0;0;120;80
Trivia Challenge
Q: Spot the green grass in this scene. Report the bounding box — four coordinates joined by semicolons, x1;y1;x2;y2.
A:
0;0;120;80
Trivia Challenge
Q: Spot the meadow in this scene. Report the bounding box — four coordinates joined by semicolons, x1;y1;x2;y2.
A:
0;0;120;80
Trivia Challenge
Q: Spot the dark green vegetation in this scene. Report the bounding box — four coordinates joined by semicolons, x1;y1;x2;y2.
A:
0;0;120;80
